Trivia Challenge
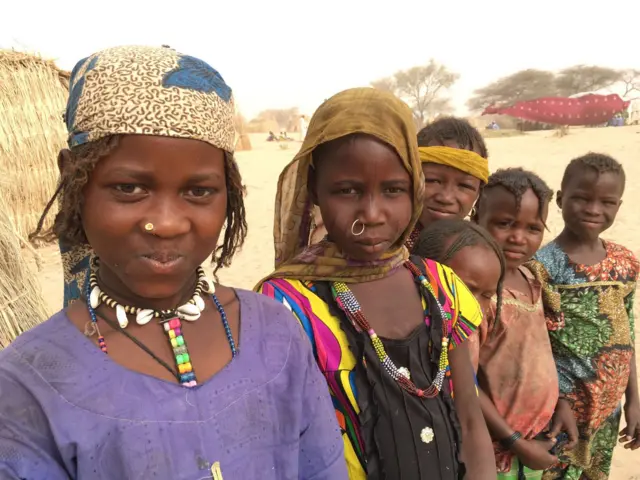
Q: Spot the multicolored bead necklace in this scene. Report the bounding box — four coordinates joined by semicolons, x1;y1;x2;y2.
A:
331;260;452;398
85;262;237;388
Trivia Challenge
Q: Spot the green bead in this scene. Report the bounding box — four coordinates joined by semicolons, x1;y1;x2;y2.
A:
183;353;190;363
176;354;184;364
176;335;185;346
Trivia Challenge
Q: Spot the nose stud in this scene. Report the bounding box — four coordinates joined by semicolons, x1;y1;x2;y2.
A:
144;222;154;232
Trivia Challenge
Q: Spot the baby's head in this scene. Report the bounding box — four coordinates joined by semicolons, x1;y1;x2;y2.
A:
558;153;625;241
474;168;552;270
413;219;504;318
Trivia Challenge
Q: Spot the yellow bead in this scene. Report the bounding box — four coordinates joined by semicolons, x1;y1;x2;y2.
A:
169;330;176;339
171;338;178;348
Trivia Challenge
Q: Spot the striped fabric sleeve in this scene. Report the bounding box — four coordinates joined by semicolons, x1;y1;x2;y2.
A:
448;270;483;348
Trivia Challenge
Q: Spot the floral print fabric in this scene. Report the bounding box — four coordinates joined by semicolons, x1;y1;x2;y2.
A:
529;241;639;479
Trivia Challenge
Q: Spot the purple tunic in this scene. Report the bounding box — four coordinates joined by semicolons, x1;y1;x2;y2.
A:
0;290;347;479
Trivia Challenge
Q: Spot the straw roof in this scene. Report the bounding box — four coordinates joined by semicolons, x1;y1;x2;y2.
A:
0;191;49;348
0;49;68;240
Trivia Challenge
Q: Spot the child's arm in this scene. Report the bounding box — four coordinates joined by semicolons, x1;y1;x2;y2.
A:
298;328;349;479
621;288;640;450
477;381;558;471
446;272;496;478
449;343;497;479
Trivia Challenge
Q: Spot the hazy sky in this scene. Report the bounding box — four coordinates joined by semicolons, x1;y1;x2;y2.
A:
1;0;636;118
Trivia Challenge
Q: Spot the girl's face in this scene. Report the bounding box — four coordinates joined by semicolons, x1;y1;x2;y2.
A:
311;136;413;261
476;187;547;269
79;135;227;305
445;243;501;315
419;141;483;227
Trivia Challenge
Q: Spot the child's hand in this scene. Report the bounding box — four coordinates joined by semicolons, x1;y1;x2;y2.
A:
620;402;640;450
547;399;579;450
512;438;558;470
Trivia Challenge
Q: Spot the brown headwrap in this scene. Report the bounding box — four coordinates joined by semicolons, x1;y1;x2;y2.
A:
260;87;423;285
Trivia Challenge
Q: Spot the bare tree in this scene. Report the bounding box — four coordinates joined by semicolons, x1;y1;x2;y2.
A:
467;69;557;111
620;69;640;99
555;65;622;96
370;77;396;93
372;60;459;129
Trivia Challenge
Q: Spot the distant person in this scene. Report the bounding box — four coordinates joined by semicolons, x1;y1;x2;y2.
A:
267;130;277;141
299;115;308;141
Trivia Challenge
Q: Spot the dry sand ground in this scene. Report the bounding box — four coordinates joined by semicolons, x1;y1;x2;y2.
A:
30;127;640;479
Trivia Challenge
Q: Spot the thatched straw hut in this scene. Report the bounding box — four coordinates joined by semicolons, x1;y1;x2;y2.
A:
0;50;69;240
0;191;49;348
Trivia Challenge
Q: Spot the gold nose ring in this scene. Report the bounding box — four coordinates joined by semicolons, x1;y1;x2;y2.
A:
144;222;154;232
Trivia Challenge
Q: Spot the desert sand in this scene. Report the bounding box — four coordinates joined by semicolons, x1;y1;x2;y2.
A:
31;127;640;479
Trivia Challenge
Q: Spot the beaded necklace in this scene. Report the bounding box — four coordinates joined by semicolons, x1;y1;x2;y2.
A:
85;263;237;388
331;260;452;398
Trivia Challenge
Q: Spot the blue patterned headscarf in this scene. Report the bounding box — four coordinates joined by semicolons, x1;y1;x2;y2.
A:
61;45;236;307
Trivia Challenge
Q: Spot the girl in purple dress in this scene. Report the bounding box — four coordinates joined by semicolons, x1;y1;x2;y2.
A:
0;45;346;480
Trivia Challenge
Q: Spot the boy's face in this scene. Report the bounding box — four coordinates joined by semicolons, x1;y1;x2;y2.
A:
476;187;547;269
557;170;623;241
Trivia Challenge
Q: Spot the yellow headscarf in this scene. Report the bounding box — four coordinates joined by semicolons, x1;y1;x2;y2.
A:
263;87;423;284
418;145;489;184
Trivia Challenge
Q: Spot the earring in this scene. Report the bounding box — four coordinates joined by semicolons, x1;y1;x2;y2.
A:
470;206;477;217
144;222;154;232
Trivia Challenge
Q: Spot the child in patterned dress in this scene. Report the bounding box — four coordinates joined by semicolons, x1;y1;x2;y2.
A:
530;153;640;479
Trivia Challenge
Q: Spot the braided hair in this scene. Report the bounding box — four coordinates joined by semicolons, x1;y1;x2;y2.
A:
417;117;489;159
412;219;505;327
561;152;626;191
30;135;248;275
474;168;553;224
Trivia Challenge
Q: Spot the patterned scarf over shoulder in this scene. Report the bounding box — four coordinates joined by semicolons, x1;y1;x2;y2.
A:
61;45;236;307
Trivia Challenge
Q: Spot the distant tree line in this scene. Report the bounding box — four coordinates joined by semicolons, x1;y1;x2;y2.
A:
467;66;640;111
246;65;640;130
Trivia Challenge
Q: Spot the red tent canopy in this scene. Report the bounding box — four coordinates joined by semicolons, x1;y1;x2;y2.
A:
482;94;629;126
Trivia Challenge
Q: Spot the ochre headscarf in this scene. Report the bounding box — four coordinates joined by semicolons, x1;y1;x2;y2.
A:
419;145;489;183
62;45;236;307
260;87;422;285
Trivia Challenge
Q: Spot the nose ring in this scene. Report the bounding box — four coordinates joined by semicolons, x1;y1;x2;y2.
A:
351;219;365;236
144;222;155;232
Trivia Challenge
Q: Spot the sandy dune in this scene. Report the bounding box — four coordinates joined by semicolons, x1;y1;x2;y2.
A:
32;127;640;478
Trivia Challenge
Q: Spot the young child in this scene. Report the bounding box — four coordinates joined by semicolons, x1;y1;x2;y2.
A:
530;153;640;479
257;88;496;479
405;117;490;250
0;45;347;479
412;219;504;320
472;168;578;479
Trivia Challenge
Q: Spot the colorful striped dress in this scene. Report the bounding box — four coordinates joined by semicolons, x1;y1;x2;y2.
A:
259;258;482;479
